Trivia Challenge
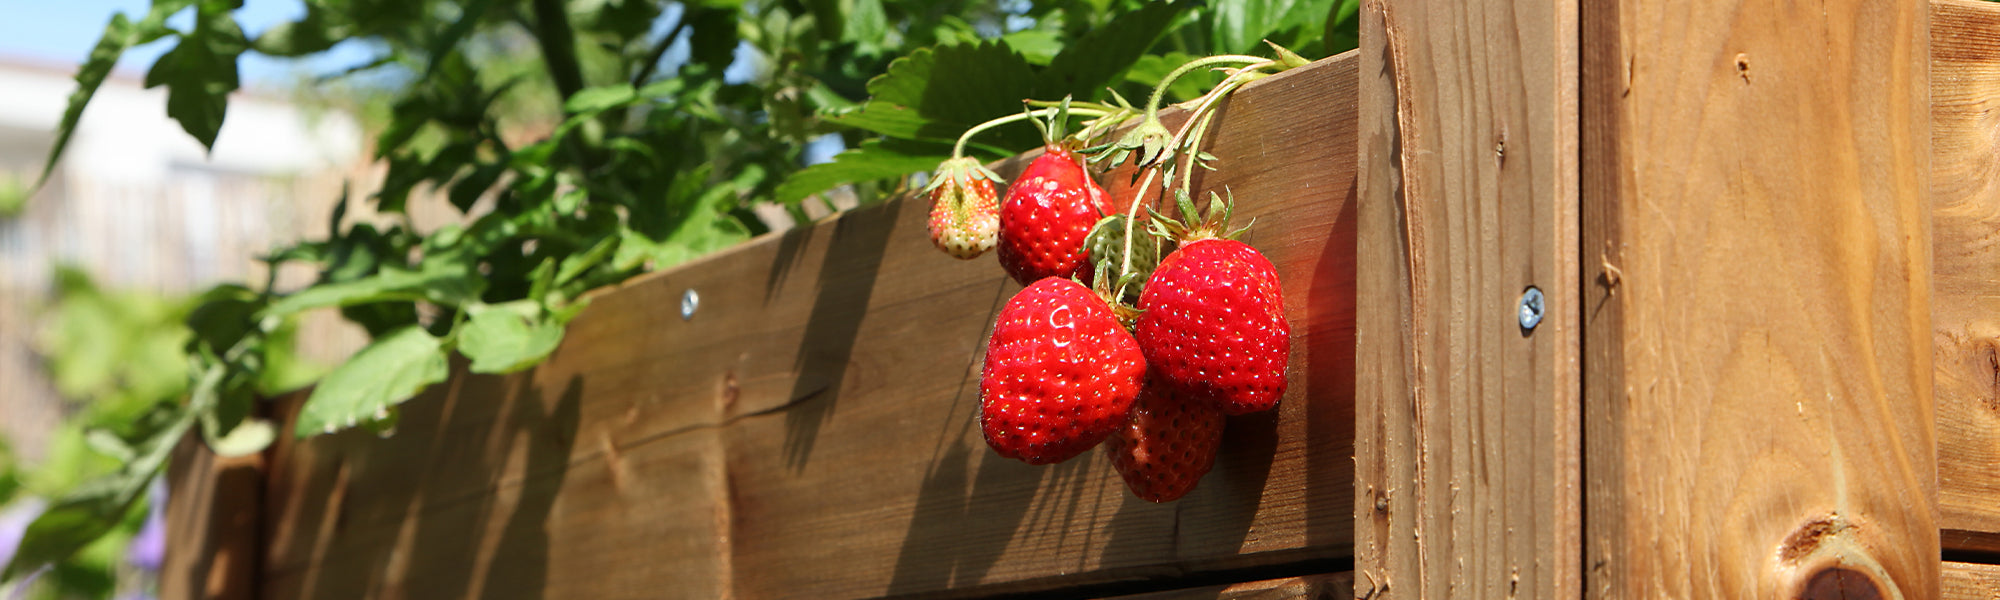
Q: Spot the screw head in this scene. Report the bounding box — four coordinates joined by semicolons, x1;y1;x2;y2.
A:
680;289;700;321
1518;287;1544;332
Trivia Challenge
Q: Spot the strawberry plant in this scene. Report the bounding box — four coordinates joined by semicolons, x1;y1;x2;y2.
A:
943;37;1323;501
8;0;1357;583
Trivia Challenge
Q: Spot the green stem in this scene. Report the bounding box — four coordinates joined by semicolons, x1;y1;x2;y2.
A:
1118;60;1276;277
1023;99;1126;113
952;107;1113;158
1145;55;1264;118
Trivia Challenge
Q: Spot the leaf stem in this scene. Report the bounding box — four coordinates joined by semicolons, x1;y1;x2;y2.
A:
1145;55;1264;118
952;107;1113;158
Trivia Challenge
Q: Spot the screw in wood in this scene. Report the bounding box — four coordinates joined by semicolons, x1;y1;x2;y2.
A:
1518;287;1544;332
681;289;700;321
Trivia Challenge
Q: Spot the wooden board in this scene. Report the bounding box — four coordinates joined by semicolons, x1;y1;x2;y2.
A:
1944;561;2000;599
163;435;264;600
1579;0;1936;597
254;52;1360;600
1104;573;1353;600
1352;0;1580;598
1931;0;2000;544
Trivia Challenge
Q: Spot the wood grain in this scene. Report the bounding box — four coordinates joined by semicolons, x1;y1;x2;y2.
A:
1352;0;1580;598
1102;573;1353;600
254;52;1359;600
1580;0;1936;597
1944;561;2000;600
1932;0;2000;542
163;435;265;600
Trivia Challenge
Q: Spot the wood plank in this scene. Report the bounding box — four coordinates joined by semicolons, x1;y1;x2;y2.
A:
259;52;1359;600
1580;0;1936;597
720;53;1360;600
1945;561;2000;600
163;434;264;600
1931;0;2000;541
1352;0;1580;597
1102;573;1353;600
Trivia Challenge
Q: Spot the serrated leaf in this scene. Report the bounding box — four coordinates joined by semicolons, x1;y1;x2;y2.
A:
831;42;1040;148
293;327;448;437
774;139;947;204
459;304;565;374
1035;1;1187;100
564;84;638;114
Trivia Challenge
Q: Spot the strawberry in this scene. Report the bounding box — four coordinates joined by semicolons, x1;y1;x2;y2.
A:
997;145;1109;285
1106;377;1227;502
979;277;1145;464
924;157;1003;259
1135;192;1290;415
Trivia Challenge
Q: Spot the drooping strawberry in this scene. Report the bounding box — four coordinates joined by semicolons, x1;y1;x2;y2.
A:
924;157;1003;259
997;145;1109;285
980;277;1145;464
1106;377;1227;502
1135;191;1290;415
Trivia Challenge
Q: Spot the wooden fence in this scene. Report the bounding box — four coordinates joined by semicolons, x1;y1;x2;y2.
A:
162;0;2000;598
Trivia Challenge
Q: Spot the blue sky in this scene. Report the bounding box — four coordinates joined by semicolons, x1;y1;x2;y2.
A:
2;0;386;87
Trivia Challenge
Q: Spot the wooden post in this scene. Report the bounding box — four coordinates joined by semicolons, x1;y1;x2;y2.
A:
1930;0;2000;549
1580;0;1936;597
163;434;264;600
1352;0;1581;596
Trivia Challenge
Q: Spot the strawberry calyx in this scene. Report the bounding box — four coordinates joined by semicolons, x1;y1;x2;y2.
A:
922;156;1002;195
1149;189;1252;245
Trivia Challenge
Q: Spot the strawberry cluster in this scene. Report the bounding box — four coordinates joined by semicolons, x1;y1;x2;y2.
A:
924;58;1301;500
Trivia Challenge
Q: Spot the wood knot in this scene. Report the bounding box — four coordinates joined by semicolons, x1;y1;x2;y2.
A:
1735;53;1751;83
1797;567;1885;600
1779;515;1845;563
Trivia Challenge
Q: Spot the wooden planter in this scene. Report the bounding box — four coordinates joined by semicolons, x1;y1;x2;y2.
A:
163;0;2000;598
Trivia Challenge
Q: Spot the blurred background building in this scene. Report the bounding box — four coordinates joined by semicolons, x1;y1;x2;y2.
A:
0;55;364;461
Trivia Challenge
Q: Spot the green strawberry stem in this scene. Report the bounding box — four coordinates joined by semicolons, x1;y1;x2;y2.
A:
1116;59;1277;282
1144;55;1266;119
952;107;1115;158
1173;61;1274;216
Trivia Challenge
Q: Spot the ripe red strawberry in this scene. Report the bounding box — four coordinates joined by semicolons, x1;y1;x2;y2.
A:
1106;378;1226;502
997;145;1109;285
980;277;1146;464
1135;193;1290;415
924;157;1003;259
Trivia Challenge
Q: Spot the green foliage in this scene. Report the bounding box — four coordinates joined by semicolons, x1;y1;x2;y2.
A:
15;0;1362;584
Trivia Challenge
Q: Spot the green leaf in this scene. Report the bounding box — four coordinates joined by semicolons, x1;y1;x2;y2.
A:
424;0;494;78
1210;0;1336;55
1035;1;1188;100
459;303;565;374
1001;29;1064;65
293;327;449;437
564;83;637;114
843;0;888;46
830;42;1040;148
3;484;133;582
143;4;246;150
4;367;204;580
260;259;485;320
37;14;134;189
774;139;947;204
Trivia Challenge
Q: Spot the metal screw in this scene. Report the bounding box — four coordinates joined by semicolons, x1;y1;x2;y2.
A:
680;289;700;321
1518;287;1544;332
